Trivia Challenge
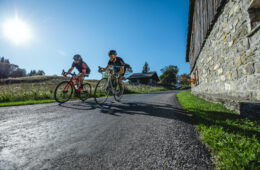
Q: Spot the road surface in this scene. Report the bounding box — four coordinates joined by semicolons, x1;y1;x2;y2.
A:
0;91;213;169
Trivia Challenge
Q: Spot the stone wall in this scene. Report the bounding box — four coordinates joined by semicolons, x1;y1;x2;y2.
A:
191;0;260;113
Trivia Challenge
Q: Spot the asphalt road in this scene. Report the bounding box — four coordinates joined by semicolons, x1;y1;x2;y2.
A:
0;91;213;169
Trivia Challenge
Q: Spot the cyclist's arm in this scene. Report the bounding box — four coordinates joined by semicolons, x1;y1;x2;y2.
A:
101;65;111;72
67;67;74;73
118;66;125;75
118;58;125;75
64;67;74;76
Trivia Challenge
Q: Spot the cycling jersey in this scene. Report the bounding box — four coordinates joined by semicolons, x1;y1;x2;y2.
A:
108;57;125;75
72;61;91;74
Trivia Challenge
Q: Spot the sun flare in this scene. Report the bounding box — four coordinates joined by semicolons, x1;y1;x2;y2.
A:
3;17;32;44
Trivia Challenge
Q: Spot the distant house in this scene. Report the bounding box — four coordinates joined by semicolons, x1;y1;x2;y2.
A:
128;72;159;85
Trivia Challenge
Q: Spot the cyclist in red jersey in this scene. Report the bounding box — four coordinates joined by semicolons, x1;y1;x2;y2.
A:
64;54;91;90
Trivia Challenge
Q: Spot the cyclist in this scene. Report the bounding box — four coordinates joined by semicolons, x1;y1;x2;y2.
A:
64;54;91;91
99;50;125;91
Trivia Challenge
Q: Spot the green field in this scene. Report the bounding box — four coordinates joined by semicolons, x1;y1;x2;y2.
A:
177;90;260;169
0;76;172;105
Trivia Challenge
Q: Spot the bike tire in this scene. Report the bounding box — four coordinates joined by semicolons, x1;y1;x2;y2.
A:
94;78;109;105
114;83;125;102
54;81;73;104
80;83;92;102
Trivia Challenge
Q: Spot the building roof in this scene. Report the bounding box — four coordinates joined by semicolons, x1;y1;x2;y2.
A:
127;72;159;81
186;0;227;65
185;0;195;62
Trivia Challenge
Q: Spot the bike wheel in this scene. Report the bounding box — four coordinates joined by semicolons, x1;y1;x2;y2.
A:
54;81;73;104
80;83;92;102
94;78;109;104
114;83;125;102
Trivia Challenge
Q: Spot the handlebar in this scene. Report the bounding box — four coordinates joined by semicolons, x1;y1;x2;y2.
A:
62;69;76;77
98;66;113;73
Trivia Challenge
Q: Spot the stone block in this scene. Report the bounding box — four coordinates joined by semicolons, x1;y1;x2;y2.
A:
247;75;260;90
218;68;223;75
235;56;242;66
222;33;227;41
237;67;244;78
243;63;255;75
225;83;231;91
233;19;239;28
214;64;220;70
221;75;226;81
226;72;232;80
242;38;249;50
219;57;225;64
241;55;246;64
231;69;238;80
246;48;257;57
238;91;251;100
229;41;234;47
254;62;260;73
252;91;260;101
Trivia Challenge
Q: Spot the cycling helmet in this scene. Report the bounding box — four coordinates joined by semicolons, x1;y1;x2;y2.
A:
73;54;82;61
108;50;117;56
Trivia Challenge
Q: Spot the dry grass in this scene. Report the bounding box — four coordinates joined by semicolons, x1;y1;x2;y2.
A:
0;76;98;102
0;76;171;103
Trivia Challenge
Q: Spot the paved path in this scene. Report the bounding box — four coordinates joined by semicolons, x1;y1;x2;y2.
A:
0;91;213;169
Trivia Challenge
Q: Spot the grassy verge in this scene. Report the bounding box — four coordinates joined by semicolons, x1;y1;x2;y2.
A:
0;83;172;107
125;84;172;94
177;90;260;169
0;99;56;107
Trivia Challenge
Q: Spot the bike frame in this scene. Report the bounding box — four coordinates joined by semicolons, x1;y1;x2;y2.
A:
101;69;118;94
62;72;81;92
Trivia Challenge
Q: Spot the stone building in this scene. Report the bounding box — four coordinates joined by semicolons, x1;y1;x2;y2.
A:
186;0;260;117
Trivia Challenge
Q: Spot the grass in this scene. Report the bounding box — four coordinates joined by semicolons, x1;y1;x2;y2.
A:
177;90;260;169
0;76;172;106
0;99;56;107
125;84;172;94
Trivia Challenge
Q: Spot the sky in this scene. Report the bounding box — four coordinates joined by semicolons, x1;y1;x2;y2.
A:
0;0;190;79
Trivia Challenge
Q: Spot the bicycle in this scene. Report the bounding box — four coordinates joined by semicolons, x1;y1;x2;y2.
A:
54;70;92;104
94;66;125;105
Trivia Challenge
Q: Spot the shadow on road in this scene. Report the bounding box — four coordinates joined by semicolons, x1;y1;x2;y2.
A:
99;101;194;125
99;102;260;138
59;101;97;111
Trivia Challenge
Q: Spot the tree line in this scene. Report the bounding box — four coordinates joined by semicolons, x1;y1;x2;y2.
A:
141;61;190;86
0;56;45;79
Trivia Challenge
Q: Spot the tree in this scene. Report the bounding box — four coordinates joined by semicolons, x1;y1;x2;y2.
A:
179;73;190;86
28;70;45;76
142;62;150;73
28;70;36;76
125;64;133;74
0;63;11;78
0;57;9;64
159;65;179;86
0;57;27;78
0;57;5;63
10;68;26;77
37;70;45;76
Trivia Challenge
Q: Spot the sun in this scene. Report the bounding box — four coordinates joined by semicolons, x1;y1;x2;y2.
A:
3;17;32;44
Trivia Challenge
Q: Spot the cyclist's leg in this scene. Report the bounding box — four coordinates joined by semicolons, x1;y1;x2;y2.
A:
118;73;125;91
78;75;84;89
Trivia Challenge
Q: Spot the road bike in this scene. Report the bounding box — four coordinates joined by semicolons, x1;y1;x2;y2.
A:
94;66;125;105
54;70;92;104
